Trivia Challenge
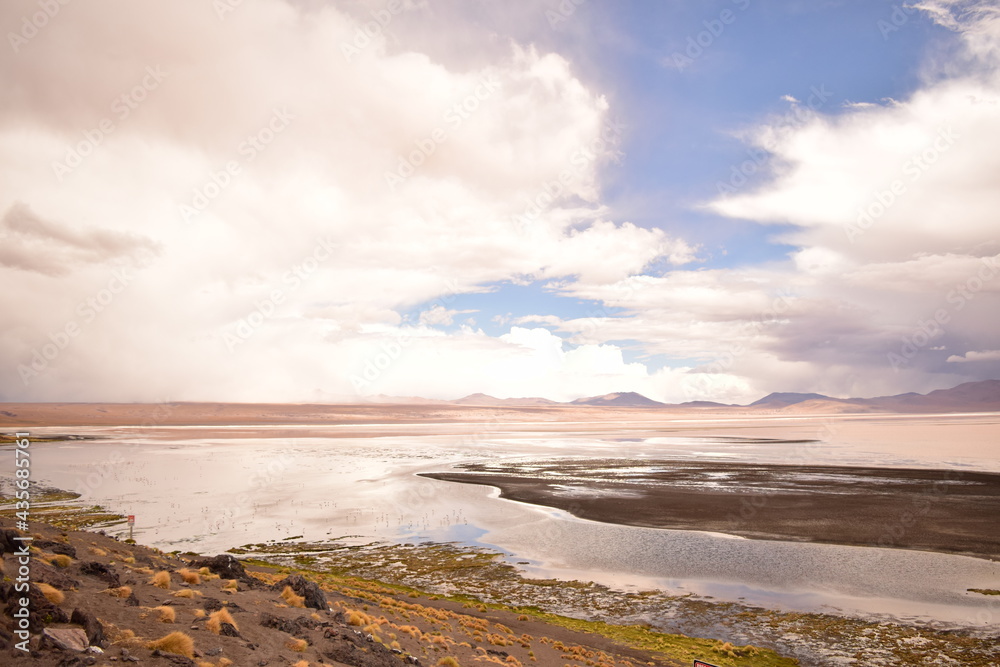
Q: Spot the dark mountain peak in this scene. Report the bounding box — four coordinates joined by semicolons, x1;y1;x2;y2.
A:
750;392;831;407
572;392;665;407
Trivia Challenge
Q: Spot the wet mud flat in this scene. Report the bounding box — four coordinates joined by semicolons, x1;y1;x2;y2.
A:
235;539;1000;667
421;459;1000;559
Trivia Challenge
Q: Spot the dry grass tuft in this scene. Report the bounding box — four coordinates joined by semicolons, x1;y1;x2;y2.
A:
88;546;108;556
281;585;306;608
198;660;234;667
221;579;239;592
292;661;310;667
103;585;132;598
36;582;64;605
193;609;207;618
155;606;177;623
48;554;73;568
150;570;172;589
104;623;143;649
206;608;238;634
438;658;460;667
174;589;195;599
178;568;202;585
147;631;195;659
286;637;309;652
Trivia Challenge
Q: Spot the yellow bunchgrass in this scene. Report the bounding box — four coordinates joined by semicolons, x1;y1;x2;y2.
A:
280;585;306;608
103;585;132;598
285;637;308;652
178;569;201;585
150;571;172;589
155;606;176;623
206;608;238;634
47;554;73;568
147;632;195;659
36;582;64;605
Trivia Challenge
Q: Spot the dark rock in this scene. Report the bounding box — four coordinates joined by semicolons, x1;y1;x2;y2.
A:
35;540;77;558
1;582;70;630
487;649;509;657
40;627;89;652
34;561;81;591
270;574;327;610
151;649;197;665
71;608;107;648
322;626;402;667
218;622;240;637
0;528;22;555
77;561;120;587
124;592;139;606
204;647;223;656
259;612;321;637
187;554;257;587
202;597;223;612
258;612;297;634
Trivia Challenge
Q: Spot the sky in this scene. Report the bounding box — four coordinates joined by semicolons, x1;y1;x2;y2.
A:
1;0;999;404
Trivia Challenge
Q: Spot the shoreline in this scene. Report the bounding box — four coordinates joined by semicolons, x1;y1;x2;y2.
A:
420;459;1000;560
2;504;998;666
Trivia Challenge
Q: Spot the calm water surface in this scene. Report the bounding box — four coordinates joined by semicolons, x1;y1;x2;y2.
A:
3;415;999;630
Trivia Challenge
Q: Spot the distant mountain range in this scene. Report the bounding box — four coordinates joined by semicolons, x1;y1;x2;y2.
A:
424;380;1000;414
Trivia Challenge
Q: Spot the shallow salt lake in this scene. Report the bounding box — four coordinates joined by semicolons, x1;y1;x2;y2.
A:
3;413;999;631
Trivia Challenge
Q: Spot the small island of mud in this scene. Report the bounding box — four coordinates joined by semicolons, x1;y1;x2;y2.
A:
421;459;1000;559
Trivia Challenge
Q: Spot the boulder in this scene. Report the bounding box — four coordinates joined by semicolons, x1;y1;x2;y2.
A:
40;627;89;652
322;626;402;667
34;560;81;590
77;561;120;587
187;554;257;586
2;582;70;629
0;528;23;555
36;539;78;558
271;574;327;610
71;609;107;648
218;622;241;637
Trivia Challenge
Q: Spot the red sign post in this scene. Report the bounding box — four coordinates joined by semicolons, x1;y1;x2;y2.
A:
127;515;135;540
694;662;721;667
